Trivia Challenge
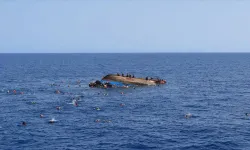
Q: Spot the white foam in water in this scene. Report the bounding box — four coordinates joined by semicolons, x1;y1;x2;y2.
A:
67;100;77;105
49;118;57;123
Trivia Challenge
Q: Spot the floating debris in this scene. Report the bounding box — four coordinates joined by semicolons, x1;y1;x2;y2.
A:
103;120;111;123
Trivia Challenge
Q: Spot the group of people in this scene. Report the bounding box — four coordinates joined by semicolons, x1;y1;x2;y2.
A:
116;73;165;82
145;77;166;84
145;77;162;80
89;80;113;88
116;73;135;78
145;77;154;80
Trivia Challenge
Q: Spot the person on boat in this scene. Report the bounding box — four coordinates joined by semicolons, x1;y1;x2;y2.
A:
104;82;112;88
95;80;101;84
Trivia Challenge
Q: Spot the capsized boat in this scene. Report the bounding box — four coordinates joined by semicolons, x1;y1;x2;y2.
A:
89;74;166;88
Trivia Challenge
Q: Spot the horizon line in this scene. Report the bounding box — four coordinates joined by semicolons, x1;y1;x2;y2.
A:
0;52;250;54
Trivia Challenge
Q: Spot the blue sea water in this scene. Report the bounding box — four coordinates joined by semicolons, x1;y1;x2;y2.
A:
0;53;250;150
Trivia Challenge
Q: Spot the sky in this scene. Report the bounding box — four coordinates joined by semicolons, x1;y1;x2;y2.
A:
0;1;249;53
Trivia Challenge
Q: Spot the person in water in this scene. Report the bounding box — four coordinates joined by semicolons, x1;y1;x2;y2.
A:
22;121;26;126
74;101;78;107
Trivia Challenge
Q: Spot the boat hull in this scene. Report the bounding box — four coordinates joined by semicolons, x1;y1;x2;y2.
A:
102;74;166;86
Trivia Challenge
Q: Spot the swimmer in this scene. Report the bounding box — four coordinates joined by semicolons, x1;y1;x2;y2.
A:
120;103;125;107
20;92;24;95
94;107;101;111
95;119;101;123
104;120;111;123
7;90;10;93
49;118;57;123
121;92;124;95
245;113;250;116
185;113;192;118
55;90;60;94
74;101;78;107
77;80;81;84
40;114;44;118
56;106;61;110
22;121;26;126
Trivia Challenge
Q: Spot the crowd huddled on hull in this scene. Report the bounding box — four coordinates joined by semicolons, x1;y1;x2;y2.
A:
116;73;135;78
116;73;165;83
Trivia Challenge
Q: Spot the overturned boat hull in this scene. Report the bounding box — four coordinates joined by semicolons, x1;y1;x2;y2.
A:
102;74;161;85
89;74;166;88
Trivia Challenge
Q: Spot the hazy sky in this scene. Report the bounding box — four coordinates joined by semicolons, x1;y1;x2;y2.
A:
0;1;249;53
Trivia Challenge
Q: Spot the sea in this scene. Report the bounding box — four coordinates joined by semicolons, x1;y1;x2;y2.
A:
0;53;250;150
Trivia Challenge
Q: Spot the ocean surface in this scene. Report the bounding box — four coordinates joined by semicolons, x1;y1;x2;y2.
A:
0;53;250;150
